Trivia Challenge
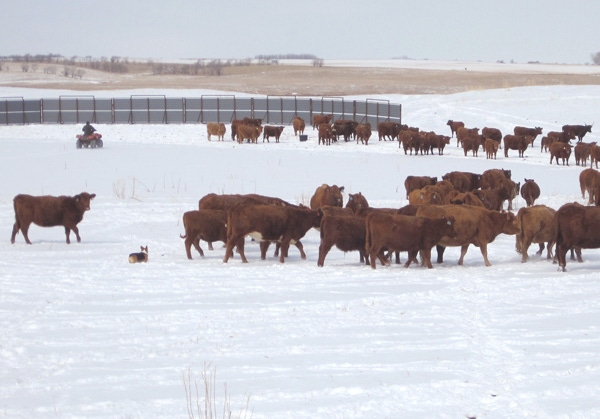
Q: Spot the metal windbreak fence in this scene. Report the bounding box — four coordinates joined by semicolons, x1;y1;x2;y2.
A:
0;95;401;126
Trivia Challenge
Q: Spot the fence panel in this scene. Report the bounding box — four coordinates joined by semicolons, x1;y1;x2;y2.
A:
1;95;402;128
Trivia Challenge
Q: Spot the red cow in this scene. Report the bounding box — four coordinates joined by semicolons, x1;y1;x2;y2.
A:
262;125;285;143
180;209;244;260
404;175;438;199
515;205;556;262
313;114;333;130
317;214;369;267
365;212;456;269
207;122;226;141
446;120;465;138
513;126;543;142
310;184;345;209
223;204;323;263
503;134;534;158
549;142;572;165
292;116;305;135
377;121;402;141
554;203;600;271
318;123;334;145
345;192;369;213
355;123;372;145
11;192;96;244
237;124;262;144
579;168;600;205
562;124;592;142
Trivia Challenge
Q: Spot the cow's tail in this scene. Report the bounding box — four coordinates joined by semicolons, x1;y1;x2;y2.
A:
364;216;372;257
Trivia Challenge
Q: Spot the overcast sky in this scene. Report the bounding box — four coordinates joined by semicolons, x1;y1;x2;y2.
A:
3;0;600;64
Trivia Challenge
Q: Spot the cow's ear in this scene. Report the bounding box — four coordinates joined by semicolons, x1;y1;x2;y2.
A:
90;193;96;199
75;194;80;202
339;186;345;192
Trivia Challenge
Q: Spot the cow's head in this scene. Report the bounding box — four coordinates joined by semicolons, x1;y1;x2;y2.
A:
75;192;96;211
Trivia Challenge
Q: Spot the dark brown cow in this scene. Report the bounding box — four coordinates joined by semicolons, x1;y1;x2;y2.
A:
482;127;502;143
473;187;511;212
579;168;600;205
404;175;438;199
180;209;244;260
310;184;345;209
318;123;334;145
365;212;456;269
515;205;556;263
242;117;262;126
377;121;402;141
262;125;285;143
574;141;596;166
317;214;369;267
514;126;543;142
355;123;372;145
429;134;451;155
446;120;465;138
548;130;576;144
520;178;541;207
480;168;512;190
484;138;499;159
206;122;226;141
237;124;262;144
446;191;485;207
333;119;358;142
399;129;420;155
503;134;534;158
230;119;243;141
313;114;333;130
562;124;592;142
11;192;96;244
549;142;572;165
292;116;305;135
345;192;369;213
223;204;323;263
415;205;518;266
554;203;600;271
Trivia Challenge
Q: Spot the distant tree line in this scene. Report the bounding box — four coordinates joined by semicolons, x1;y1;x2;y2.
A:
254;53;319;61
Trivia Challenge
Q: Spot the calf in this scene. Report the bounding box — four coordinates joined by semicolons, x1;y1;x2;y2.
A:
262;125;285;143
404;175;438;199
365;212;456;269
456;126;479;148
180;210;244;260
520;178;540;207
333;119;358;142
574;141;596;166
503;134;533;158
462;133;484;157
206;122;226;141
318;123;334;145
484;138;499;159
429;134;450;155
11;192;96;244
554;203;600;271
237;124;262;144
345;192;369;213
313;114;333;130
415;205;518;266
317;214;369;267
408;186;444;206
355;123;372;145
223;204;323;263
579;168;600;205
515;205;556;262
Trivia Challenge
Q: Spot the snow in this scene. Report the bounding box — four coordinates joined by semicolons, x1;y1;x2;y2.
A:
2;82;600;418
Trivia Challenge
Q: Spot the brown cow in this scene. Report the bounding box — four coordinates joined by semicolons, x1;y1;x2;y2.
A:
355;123;372;145
589;144;600;169
399;129;420;155
549;142;572;165
318;123;334;145
446;191;485;207
442;171;479;193
180;209;244;260
345;192;369;213
11;192;96;244
365;212;456;269
223;204;323;263
408;185;444;206
377;121;402;141
262;125;285;143
456;126;479;148
540;135;555;152
473;187;511;212
482;127;502;143
313;114;333;130
333;119;358;142
579;168;600;205
404;175;438;199
548;130;575;144
484;138;499;159
237;124;262;144
206;122;226;141
230;119;243;141
446;120;465;138
429;134;451;155
415;205;518;266
292;116;305;135
574;141;596;166
562;124;592;142
462;133;484;157
554;202;600;271
242;117;262;126
480;168;512;190
317;214;369;267
514;126;543;142
310;184;345;209
503;134;533;158
515;205;556;263
520;178;540;207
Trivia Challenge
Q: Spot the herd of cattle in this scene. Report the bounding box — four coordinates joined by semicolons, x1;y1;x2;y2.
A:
8;116;600;271
207;115;598;169
10;162;600;272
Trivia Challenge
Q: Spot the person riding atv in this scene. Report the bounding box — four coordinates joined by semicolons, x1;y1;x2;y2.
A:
82;121;96;137
76;121;103;148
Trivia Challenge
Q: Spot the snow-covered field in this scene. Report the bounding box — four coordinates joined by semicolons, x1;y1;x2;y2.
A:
1;82;600;418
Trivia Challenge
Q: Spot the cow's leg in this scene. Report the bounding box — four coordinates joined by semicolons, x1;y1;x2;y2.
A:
184;236;195;259
193;237;204;257
11;220;22;244
556;244;568;271
420;248;434;269
535;243;545;257
260;241;271;260
208;242;214;251
294;241;306;260
457;244;472;265
521;238;531;263
435;244;446;263
317;240;334;267
279;240;291;263
478;244;492;267
224;234;247;263
64;226;72;244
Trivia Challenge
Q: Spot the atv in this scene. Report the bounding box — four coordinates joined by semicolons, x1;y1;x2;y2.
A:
76;133;103;148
